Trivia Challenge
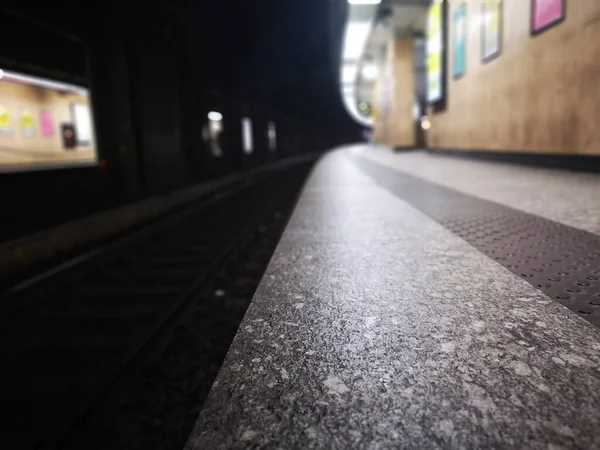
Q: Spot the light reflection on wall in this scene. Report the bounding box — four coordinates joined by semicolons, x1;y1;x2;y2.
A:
203;111;224;157
242;118;253;154
267;121;276;152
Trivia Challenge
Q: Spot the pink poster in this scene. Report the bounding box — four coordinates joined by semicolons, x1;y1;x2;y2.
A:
40;109;54;136
532;0;565;34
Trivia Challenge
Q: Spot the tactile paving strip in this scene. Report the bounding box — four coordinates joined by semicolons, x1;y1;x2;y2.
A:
351;154;600;328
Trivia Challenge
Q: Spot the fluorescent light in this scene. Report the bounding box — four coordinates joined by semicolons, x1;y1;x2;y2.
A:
242;118;253;154
348;0;381;3
341;64;358;83
208;111;223;121
361;63;378;81
0;68;86;95
267;121;276;151
343;22;371;60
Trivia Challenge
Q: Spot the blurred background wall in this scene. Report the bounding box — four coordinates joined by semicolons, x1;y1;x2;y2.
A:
428;0;600;154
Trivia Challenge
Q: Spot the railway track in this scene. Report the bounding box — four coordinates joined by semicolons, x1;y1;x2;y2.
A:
0;161;313;450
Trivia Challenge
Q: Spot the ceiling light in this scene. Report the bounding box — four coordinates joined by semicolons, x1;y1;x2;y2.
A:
348;0;381;4
343;22;371;60
0;69;85;94
341;64;358;83
208;111;223;121
421;117;431;130
362;63;378;81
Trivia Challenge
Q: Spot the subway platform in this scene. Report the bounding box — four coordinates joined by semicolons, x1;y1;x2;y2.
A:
186;145;600;449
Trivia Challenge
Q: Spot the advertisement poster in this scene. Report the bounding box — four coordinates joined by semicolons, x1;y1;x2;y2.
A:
21;110;35;137
40;109;54;137
427;0;445;105
0;105;12;135
71;103;93;144
532;0;565;34
482;0;502;62
453;3;467;78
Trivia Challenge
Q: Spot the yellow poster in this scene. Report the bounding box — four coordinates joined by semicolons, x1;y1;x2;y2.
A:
21;110;35;136
427;1;444;104
21;110;34;129
0;106;11;129
482;0;502;61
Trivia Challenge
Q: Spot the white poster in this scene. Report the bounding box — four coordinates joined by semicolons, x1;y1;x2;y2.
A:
482;0;502;62
71;103;94;145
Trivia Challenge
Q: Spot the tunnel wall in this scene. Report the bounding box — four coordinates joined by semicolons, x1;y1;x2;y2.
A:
428;0;600;155
0;4;358;244
374;36;415;148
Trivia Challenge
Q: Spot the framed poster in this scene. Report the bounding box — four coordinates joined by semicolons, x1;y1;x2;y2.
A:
453;3;467;79
531;0;565;35
426;0;448;108
481;0;502;63
70;103;93;145
0;105;12;135
40;109;54;137
21;110;35;137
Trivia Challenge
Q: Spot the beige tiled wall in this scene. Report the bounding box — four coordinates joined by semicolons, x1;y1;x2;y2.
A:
429;0;600;154
374;35;416;148
0;80;96;166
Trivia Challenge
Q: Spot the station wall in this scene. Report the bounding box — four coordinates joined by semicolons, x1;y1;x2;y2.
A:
374;35;416;148
0;4;358;244
429;0;600;155
0;78;96;167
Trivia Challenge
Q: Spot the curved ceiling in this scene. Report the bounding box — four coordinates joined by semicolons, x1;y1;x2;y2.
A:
338;0;431;127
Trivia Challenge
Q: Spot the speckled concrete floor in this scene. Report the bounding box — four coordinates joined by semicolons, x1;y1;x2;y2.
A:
186;147;600;450
357;146;600;235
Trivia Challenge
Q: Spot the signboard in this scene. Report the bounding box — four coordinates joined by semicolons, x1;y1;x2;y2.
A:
482;0;502;62
531;0;565;35
426;0;447;106
453;3;467;78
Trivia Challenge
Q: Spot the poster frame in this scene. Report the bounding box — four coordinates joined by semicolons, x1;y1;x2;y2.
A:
531;0;566;36
70;103;93;146
452;2;468;79
426;0;448;111
481;0;503;64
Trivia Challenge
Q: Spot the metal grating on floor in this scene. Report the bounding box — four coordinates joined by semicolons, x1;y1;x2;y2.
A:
351;154;600;328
